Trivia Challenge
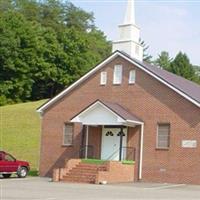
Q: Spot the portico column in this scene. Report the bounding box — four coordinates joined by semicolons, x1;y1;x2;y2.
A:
85;125;89;159
119;126;123;161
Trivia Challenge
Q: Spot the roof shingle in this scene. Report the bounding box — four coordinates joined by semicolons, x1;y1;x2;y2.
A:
100;100;143;123
122;51;200;104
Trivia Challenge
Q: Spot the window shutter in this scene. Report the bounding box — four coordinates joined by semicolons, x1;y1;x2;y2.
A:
113;65;122;84
100;71;107;85
157;124;170;148
63;124;73;145
129;70;136;84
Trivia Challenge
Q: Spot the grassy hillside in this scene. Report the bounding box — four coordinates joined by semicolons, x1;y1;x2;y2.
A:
0;100;46;170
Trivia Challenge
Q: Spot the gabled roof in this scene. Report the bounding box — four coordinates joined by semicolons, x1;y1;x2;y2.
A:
100;100;143;123
126;53;200;106
71;100;143;126
37;51;200;112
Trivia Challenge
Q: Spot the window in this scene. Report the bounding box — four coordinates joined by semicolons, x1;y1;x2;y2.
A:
5;154;15;161
63;123;73;146
100;71;107;85
157;124;170;149
113;65;122;84
129;70;136;84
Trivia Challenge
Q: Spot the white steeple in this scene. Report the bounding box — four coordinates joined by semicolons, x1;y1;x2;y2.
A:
112;0;143;61
124;0;135;24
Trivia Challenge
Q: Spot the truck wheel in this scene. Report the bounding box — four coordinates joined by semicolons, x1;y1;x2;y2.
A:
2;174;11;178
17;167;28;178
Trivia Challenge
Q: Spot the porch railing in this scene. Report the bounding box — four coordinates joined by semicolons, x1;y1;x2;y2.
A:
70;145;135;162
122;147;136;161
79;145;94;159
101;146;136;164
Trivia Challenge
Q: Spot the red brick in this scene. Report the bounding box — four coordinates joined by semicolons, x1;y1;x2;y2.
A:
40;56;200;184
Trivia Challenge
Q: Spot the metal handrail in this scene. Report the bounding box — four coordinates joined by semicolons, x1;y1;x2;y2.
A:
122;147;136;161
101;146;136;165
69;145;94;160
79;145;94;159
69;145;135;164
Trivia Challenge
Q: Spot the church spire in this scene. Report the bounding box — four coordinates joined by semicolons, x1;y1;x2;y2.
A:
124;0;135;24
112;0;143;61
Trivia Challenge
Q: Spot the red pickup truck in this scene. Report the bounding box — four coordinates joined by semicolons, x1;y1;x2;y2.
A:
0;151;30;178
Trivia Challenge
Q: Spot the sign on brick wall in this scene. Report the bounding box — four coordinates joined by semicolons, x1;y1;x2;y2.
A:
181;140;197;148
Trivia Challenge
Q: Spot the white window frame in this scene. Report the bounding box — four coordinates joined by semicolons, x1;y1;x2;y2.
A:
63;123;73;146
113;65;123;84
100;71;107;85
129;70;136;84
156;124;170;149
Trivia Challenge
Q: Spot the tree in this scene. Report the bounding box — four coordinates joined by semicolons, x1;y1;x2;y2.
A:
139;39;152;63
170;52;197;82
0;0;111;105
154;51;172;70
0;11;43;104
64;2;95;32
192;65;200;84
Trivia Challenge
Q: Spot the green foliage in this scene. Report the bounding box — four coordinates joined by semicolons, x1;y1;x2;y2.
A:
28;169;39;176
0;0;111;105
192;65;200;84
154;51;200;85
64;2;95;31
122;160;135;165
0;11;35;105
170;52;197;82
139;39;152;63
82;159;135;165
154;51;172;70
82;159;105;165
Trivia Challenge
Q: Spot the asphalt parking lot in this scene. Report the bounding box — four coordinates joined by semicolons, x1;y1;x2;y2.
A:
1;177;200;200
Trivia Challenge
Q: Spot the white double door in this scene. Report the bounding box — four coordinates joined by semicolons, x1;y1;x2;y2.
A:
101;127;127;161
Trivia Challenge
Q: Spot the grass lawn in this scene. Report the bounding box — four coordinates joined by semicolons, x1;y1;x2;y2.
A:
82;159;135;165
0;100;46;173
82;159;105;165
122;160;135;165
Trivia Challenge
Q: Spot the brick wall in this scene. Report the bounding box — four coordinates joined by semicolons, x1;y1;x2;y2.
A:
96;161;134;184
88;126;102;159
39;55;200;184
127;126;140;181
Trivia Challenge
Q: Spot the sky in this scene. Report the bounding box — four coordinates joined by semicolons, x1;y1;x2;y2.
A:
70;0;200;65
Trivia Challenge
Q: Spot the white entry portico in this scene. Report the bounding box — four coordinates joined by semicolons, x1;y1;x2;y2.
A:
71;100;144;179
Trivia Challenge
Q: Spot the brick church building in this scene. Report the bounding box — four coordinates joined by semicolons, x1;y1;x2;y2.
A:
37;0;200;184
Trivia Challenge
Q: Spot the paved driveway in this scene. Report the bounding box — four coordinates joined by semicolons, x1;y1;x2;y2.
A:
1;177;200;200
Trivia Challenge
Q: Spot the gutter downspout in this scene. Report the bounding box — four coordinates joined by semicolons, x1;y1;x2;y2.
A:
139;123;144;180
85;125;89;159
